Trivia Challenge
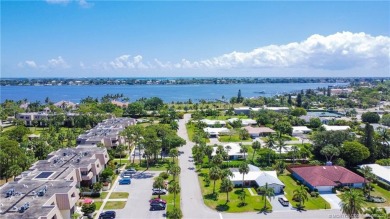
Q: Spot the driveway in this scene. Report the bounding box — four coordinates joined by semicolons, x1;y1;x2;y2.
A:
112;171;166;219
319;192;341;209
269;194;294;212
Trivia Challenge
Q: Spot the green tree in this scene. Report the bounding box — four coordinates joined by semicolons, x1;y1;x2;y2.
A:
81;203;96;216
237;89;243;103
309;118;322;129
276;138;287;158
169;164;181;181
168;207;183;219
364;207;388;219
251;141;261;162
264;135;276;166
361;165;374;198
220;177;234;202
273;160;286;174
169;148;179;163
361;112;380;123
381;114;390;126
209;166;221;194
340;189;365;219
320;145;340;163
211;154;224;167
296;94;302;107
361;123;376;163
258;183;274;211
274;121;293;135
291;107;307;117
168;181;181;208
239;162;249;191
292;185;308;210
342;141;370;167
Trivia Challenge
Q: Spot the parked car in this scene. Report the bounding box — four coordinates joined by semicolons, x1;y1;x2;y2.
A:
99;210;116;219
152;188;167;195
150;202;166;211
119;178;131;185
122;171;132;177
149;197;167;205
125;168;137;174
278;197;289;207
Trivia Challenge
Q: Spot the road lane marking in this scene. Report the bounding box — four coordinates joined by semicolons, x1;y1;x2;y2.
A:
219;213;223;219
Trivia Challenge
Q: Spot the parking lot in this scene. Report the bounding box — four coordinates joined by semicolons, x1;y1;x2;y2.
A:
109;170;165;219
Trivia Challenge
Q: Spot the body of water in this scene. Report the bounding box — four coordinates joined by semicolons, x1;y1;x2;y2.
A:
0;83;348;103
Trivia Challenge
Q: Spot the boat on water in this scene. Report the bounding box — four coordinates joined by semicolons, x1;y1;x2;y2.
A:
254;91;265;94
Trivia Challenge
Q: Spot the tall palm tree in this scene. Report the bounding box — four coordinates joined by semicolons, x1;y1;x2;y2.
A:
168;181;181;208
169;148;179;163
291;145;299;164
251;141;261;162
264;135;276;166
339;189;366;219
276;138;287;159
377;127;390;157
169;164;181;182
361;165;373;197
153;176;165;198
220;177;234;202
238;162;249;191
239;143;248;160
209;166;221;194
293;185;308;211
225;145;232;167
257;183;275;211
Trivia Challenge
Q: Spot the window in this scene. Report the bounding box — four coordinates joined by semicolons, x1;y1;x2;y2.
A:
71;192;76;198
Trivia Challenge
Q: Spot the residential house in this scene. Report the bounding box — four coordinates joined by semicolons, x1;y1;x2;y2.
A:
200;119;226;127
229;164;285;193
244;126;276;138
323;125;350;131
292;126;312;136
360;164;390;185
203;127;229;138
290;165;365;192
54;100;77;110
211;143;244;160
227;118;257;126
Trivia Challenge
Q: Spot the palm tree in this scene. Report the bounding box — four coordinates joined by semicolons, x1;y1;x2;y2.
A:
116;144;126;166
211;154;224;167
339;189;366;219
169;207;183;219
220;177;234;202
361;165;373;198
251;141;261;162
238;162;249;191
169;148;179;163
276;138;287;159
257;183;275;211
239;143;248;160
364;207;388;219
209;166;221;194
264;135;276;166
225;145;232;167
169;164;181;182
293;185;308;211
153;176;165;198
377;127;390;157
221;169;234;178
168;181;181;208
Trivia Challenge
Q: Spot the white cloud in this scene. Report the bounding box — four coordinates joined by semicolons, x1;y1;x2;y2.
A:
45;0;70;5
109;55;150;69
18;56;69;69
78;0;93;8
48;56;70;68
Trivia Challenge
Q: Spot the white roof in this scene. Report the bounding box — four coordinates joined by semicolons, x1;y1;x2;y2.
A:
292;126;312;132
323;125;350;131
200;119;226;125
203;127;229;135
265;107;289;111
360;164;390;183
227;118;257;126
212;143;242;156
230;164;284;186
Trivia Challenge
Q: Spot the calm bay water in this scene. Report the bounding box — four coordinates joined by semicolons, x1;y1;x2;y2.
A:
0;83;347;103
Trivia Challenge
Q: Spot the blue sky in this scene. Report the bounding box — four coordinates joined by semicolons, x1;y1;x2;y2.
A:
1;1;389;77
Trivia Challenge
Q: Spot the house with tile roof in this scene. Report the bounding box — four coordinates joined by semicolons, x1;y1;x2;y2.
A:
290;165;365;192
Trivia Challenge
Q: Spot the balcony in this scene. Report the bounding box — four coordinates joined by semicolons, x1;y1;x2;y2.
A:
81;172;93;181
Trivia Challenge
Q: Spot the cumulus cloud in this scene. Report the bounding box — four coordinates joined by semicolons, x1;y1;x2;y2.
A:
46;0;93;8
177;32;389;70
18;56;70;69
109;55;150;69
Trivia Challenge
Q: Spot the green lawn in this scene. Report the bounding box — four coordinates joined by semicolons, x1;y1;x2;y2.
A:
218;135;252;142
186;123;210;143
198;169;272;212
94;201;103;210
103;201;126;209
109;192;129;199
133;158;172;171
100;192;108;199
279;174;330;210
205;115;248;120
360;184;390;208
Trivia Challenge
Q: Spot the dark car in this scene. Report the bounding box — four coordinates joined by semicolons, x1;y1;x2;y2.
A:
150;202;166;211
119;178;131;185
278;197;289;207
99;210;116;219
152;188;167;195
149;198;167;205
125;168;137;174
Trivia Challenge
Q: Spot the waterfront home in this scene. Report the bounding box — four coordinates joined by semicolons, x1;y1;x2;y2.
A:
230;164;285;193
54;100;77;110
227;118;257;126
244;126;276;138
290;165;365;192
203;127;229;138
111;100;129;108
359;164;390;185
211;143;244;160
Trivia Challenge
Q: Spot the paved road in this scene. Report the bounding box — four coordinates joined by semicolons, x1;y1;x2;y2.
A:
178;114;220;219
113;171;165;219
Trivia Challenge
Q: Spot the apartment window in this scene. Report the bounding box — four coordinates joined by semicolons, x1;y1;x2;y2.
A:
70;177;74;180
51;215;57;219
71;192;76;198
97;164;100;168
